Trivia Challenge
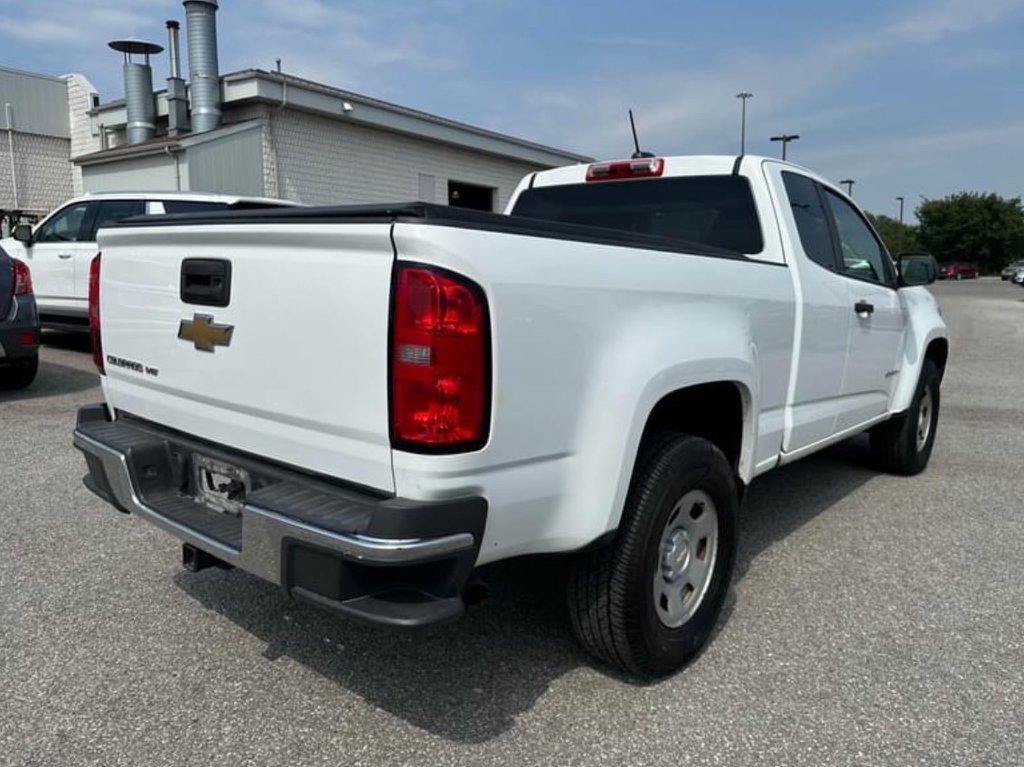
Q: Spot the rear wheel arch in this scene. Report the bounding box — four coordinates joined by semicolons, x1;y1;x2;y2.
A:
637;381;752;481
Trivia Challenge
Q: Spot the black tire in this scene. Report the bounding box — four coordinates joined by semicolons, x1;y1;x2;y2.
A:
567;434;738;677
0;356;38;390
870;359;940;475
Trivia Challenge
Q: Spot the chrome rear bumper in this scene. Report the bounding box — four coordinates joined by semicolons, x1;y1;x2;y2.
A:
74;404;486;627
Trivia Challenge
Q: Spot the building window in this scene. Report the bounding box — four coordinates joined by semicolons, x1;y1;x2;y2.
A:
448;180;494;212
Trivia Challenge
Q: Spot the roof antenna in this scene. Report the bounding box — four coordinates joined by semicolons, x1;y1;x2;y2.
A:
629;109;655;159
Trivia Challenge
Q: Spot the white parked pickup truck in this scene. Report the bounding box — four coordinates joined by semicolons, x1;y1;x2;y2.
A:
74;155;947;676
2;192;296;331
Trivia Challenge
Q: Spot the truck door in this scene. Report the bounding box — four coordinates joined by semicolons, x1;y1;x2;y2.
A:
819;188;906;430
771;169;852;451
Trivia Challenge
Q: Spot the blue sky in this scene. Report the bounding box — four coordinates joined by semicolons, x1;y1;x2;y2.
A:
2;0;1023;219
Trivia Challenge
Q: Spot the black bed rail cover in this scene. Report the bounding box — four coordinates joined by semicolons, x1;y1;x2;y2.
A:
110;201;748;261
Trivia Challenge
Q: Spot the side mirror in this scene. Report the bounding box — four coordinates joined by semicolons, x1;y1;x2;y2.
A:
898;254;938;287
12;223;32;245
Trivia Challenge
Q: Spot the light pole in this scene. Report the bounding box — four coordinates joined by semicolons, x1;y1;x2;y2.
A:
896;196;905;255
735;92;753;154
769;133;800;160
840;178;855;196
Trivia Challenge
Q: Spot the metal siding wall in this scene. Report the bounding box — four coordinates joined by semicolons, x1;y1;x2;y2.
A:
187;127;264;195
267;110;544;208
0;69;70;138
82;155;180;193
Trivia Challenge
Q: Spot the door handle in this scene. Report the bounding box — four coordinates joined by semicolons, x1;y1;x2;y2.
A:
58;253;73;259
854;300;874;315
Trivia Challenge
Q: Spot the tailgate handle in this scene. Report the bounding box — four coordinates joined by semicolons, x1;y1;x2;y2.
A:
181;259;231;307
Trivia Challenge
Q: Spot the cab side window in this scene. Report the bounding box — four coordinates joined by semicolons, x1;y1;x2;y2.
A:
823;190;892;285
781;172;837;271
33;203;93;243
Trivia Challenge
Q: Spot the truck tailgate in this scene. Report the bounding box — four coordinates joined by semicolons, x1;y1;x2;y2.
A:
96;224;396;493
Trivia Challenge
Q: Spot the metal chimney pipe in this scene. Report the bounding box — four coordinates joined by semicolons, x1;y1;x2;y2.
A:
184;0;221;134
165;21;190;135
166;20;181;79
109;40;164;145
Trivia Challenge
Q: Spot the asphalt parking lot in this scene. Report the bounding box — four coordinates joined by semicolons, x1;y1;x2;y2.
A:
1;278;1021;767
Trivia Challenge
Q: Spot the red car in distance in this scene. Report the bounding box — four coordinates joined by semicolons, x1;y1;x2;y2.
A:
938;261;979;280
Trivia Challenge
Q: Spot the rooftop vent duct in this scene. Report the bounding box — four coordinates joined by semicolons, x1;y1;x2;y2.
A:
109;39;164;145
165;21;190;135
184;0;221;133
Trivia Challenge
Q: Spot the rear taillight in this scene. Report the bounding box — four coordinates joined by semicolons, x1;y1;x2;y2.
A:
88;253;103;374
390;264;489;451
11;258;32;295
586;157;664;182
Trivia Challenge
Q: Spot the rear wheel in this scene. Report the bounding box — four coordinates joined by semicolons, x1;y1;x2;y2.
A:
870;360;940;475
567;434;738;677
0;356;38;390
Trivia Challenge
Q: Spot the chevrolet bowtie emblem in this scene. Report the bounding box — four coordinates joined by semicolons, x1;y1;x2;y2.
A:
178;314;234;352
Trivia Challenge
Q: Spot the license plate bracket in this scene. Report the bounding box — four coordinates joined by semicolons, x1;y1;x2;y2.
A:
193;454;251;516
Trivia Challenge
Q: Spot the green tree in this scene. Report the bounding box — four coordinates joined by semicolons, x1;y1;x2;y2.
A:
866;212;920;255
916;192;1024;274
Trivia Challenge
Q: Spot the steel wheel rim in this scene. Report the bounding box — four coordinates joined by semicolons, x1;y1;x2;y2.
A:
653;489;719;628
916;388;933;452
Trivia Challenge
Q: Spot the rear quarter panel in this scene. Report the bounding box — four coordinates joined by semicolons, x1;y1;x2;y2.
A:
390;223;795;563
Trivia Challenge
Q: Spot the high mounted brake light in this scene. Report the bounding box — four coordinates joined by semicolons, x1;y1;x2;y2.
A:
390;264;490;451
88;253;104;374
586;157;665;182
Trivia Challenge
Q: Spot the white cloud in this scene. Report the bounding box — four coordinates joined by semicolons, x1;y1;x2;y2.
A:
885;0;1024;42
498;0;1024;160
217;0;468;96
0;1;169;47
801;121;1024;181
575;34;676;48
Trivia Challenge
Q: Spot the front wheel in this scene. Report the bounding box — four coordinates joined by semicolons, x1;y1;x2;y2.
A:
870;360;941;475
567;434;738;677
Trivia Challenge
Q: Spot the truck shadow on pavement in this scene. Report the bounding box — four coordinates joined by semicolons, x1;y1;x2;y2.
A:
0;360;98;402
41;330;92;353
0;332;98;402
173;436;877;743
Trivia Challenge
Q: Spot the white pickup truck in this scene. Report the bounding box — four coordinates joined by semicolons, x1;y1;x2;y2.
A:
74;155;947;676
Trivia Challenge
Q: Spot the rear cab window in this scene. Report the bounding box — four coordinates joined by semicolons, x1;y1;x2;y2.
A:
511;175;764;256
87;200;147;240
162;201;231;215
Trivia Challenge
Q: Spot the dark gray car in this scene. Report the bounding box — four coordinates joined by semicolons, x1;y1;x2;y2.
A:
0;246;40;389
